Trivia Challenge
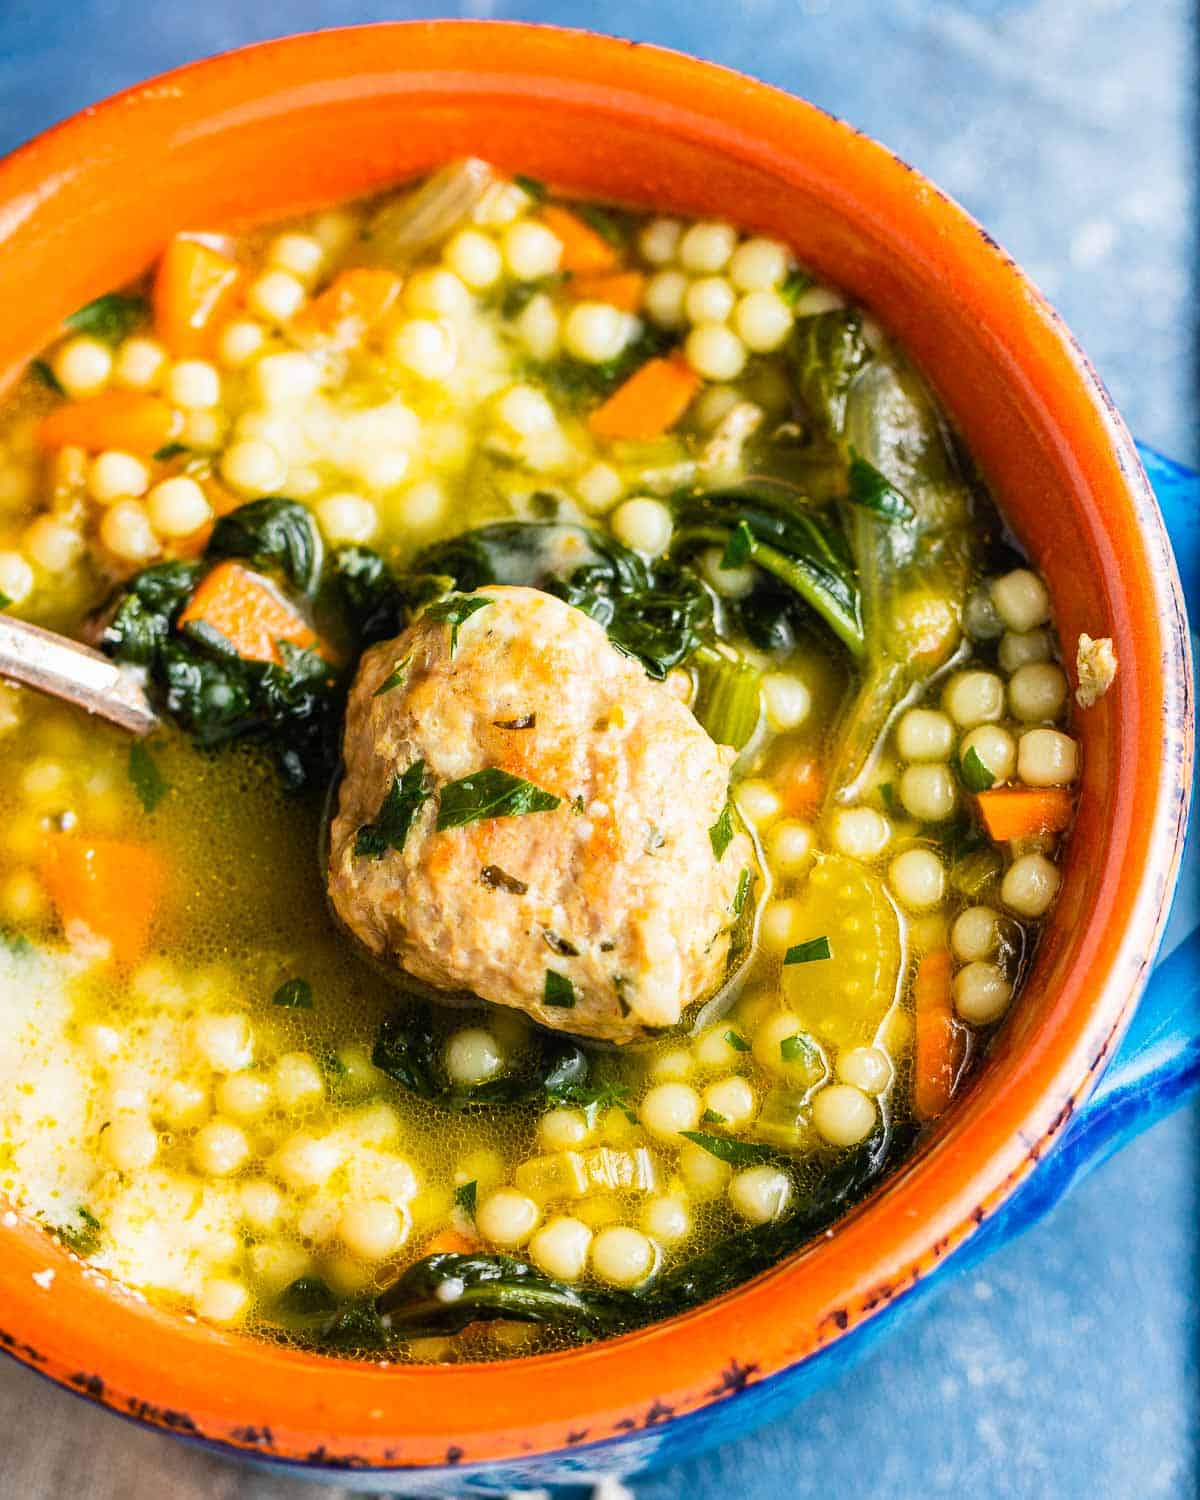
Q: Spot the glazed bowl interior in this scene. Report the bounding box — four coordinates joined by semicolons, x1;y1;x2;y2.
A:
0;21;1188;1471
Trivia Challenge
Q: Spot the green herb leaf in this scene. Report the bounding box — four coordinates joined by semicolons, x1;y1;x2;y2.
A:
273;977;313;1009
127;742;168;812
725;1029;751;1053
279;1275;337;1315
0;592;11;610
355;760;432;858
153;442;190;462
208;498;324;597
573;201;628;246
424;593;493;655
778;268;814;307
56;1206;102;1257
455;1180;478;1218
679;1130;781;1166
846;450;916;524
784;935;832;966
543;970;575;1009
709;799;735;861
373;654;412;698
780;1032;821;1066
879;781;899;815
514;173;548;204
31;359;64;395
436;767;560;831
700;1109;727;1125
788;308;872;439
959;744;996;793
731;868;753;919
720;521;755;570
66;292;149;345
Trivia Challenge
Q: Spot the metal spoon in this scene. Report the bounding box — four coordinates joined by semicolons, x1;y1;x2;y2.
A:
0;614;157;735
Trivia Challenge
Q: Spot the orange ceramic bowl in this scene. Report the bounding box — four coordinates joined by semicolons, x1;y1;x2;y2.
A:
0;21;1191;1484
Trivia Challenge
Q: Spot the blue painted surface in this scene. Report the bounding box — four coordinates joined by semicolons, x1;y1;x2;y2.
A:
0;4;1196;1498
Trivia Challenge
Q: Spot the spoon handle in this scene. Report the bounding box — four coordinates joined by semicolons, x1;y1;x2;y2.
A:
0;615;158;736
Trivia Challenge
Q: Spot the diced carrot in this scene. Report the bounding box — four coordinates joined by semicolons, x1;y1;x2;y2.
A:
588;355;700;441
422;1227;476;1257
779;754;824;820
565;270;646;312
153;236;244;356
912;949;965;1122
40;837;164;966
177;561;319;665
37;391;182;454
976;788;1074;843
293;267;403;346
540;205;620;273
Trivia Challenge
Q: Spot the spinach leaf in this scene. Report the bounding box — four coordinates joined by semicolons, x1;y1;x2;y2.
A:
780;1032;821;1066
273;978;313;1009
513;173;548;204
280;1276;338;1316
846;450;916;524
778;268;814;307
371;1006;441;1099
31;359;64;395
127;742;168;813
207;498;324;596
423;593;492;655
332;546;450;648
354;760;431;858
784;935;831;965
532;323;673;404
679;1129;783;1166
788;309;872;438
66;292;149;345
436;767;560;831
725;1029;751;1053
102;561;202;664
731;868;753;919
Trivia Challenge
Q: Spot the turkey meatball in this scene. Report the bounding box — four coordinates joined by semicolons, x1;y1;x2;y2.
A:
327;586;752;1043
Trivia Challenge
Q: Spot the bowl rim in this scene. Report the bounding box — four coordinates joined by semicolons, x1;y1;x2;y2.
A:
0;18;1191;1474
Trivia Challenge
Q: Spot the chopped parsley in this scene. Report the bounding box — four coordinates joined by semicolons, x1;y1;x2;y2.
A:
784;935;832;966
273;978;313;1009
513;173;548;204
700;1109;727;1126
679;1130;779;1166
454;1179;478;1218
152;442;190;462
959;744;996;792
436;767;560;831
65;292;149;345
31;359;64;395
543;970;575;1009
493;713;536;730
780;1032;820;1066
731;868;753;918
778;268;814;307
479;864;528;895
720;520;755;570
709;799;736;861
354;759;432;858
424;594;492;655
725;1029;751;1053
373;654;412;698
127;741;168;813
56;1206;102;1257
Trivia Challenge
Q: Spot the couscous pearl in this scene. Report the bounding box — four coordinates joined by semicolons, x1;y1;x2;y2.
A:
591;1226;656;1287
495;383;557;438
733;291;793;353
221;439;287;497
897;708;955;763
562;302;629;363
735;778;782;829
214;1071;273;1122
640;1082;702;1141
339;1200;406;1261
529;1216;592;1281
24;516;83;572
249;1240;313;1294
98;502;159;563
255;351;322;406
146;476;212;538
766;819;814;878
247;270;306;325
638;217;683;265
697;547;755;600
684;276;736;325
729;1166;791;1225
113;336;167;391
515;292;559;359
218;320;267;369
889;848;946;911
267;232;324;284
943;670;1005;728
729;238;789;291
166;359;220;411
831;806;890;860
357;450;411;493
388;318;457;381
197;1278;249;1326
642;1195;691;1246
476;1188;540;1248
812;1083;877;1146
991;569;1050;632
643;269;689;329
539;1108;590;1152
759;898;803;953
394;480;446;530
963;583;1003;640
1009;662;1068;722
960;725;1017;784
752;1011;817;1075
837;1046;892;1094
53;337;112;398
0;870;46;923
685;323;747;381
274;1132;343;1190
1002;852;1061;918
762;672;811;731
693;1026;744;1068
405;267;473;319
311;207;361;254
702;1076;756;1129
898;764;957;822
951;905;1000;963
317;493;378;545
678;1139;732;1199
575;461;623;514
611;497;672;556
88;450;150;504
444;228;503;290
645;1044;688;1081
272;1053;325;1111
999;628;1053;673
1017;728;1079;787
158;1078;208;1129
193;1119;251;1177
679;221;738;273
502;220;563;281
792;286;846;317
192;1012;254;1072
0;552;34;606
953;961;1012;1024
81;1022;121;1062
445;1028;504;1086
239;1180;284;1234
102;1116;159;1172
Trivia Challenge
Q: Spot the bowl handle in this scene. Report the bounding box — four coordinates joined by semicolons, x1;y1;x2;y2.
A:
957;445;1199;1262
